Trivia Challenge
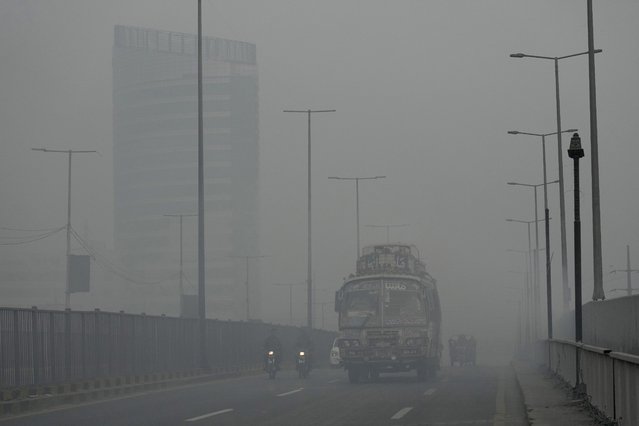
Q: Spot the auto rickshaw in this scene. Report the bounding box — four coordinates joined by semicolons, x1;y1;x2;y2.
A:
448;334;476;366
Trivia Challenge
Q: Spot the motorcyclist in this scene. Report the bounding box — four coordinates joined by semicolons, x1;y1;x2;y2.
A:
263;328;282;370
295;328;314;370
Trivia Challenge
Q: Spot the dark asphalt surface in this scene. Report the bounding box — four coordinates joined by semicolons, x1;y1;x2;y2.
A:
0;365;527;426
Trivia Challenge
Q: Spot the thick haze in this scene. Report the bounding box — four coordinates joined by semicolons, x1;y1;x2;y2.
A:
2;1;639;362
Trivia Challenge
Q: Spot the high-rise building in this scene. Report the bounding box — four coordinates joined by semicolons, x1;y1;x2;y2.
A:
112;25;259;319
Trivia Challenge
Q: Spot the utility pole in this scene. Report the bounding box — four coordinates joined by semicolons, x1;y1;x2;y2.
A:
164;214;196;307
283;108;335;328
32;148;96;309
611;245;639;297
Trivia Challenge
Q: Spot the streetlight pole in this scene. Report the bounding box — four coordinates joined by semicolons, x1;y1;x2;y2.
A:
284;108;335;329
586;0;605;301
506;218;546;339
328;175;386;259
230;255;268;321
314;301;330;330
508;129;577;339
510;49;602;313
32;148;96;309
365;224;409;244
508;179;559;336
568;132;584;391
272;282;305;325
507;249;532;346
164;214;196;305
196;0;207;370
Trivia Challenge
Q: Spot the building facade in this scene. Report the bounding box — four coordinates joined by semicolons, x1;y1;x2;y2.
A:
112;25;259;319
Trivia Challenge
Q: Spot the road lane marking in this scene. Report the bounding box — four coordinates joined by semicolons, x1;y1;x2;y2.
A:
390;406;413;420
328;379;340;383
423;388;437;396
493;368;507;426
185;408;233;422
277;387;304;397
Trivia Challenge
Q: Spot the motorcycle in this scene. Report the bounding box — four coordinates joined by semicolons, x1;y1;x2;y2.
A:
266;350;278;379
296;350;310;379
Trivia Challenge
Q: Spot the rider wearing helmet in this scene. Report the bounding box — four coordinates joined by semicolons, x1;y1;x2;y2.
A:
263;328;282;370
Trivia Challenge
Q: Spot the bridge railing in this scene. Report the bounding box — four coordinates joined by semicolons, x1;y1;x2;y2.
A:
0;307;335;389
534;338;639;425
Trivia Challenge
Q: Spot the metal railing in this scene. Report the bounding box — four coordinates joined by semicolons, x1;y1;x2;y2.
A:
0;307;335;389
535;339;639;425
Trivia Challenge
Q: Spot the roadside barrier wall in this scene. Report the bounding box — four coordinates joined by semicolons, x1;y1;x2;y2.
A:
534;338;639;426
0;307;335;389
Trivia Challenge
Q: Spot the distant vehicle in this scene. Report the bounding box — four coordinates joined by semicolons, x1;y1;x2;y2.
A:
334;244;442;383
296;350;310;378
448;334;476;366
265;350;278;379
329;338;341;367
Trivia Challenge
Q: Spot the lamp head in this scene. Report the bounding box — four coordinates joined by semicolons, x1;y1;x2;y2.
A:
507;131;519;135
510;53;525;58
567;133;584;159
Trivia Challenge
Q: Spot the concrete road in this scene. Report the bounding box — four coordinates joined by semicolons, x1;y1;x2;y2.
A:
0;365;527;426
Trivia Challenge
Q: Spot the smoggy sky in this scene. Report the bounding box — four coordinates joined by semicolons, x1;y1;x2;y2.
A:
1;1;638;357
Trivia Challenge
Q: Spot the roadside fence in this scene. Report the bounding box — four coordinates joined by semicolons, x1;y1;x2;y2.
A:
0;307;335;389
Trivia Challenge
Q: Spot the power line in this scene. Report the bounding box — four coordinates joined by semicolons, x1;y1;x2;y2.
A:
0;226;64;232
0;226;65;245
69;227;175;286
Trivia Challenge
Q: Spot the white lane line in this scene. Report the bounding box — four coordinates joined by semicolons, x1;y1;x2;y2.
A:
390;406;413;420
185;408;233;422
277;387;304;397
423;388;437;396
493;368;507;426
328;379;340;383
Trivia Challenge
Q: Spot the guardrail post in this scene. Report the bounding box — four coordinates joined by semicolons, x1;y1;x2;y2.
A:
95;308;101;377
49;311;55;382
13;309;20;386
611;357;616;421
81;311;86;379
31;306;40;385
64;308;71;381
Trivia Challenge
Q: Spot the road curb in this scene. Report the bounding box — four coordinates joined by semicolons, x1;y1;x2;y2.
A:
0;366;261;418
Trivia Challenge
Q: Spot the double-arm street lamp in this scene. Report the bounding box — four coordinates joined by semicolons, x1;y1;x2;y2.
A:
284;108;336;328
365;224;409;244
508;129;576;339
507;179;559;329
510;49;601;312
328;175;386;260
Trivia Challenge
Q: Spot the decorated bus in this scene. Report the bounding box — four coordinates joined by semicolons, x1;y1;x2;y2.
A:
334;244;441;383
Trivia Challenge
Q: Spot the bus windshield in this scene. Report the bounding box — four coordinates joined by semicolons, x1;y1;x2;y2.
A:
383;290;427;326
340;289;380;328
